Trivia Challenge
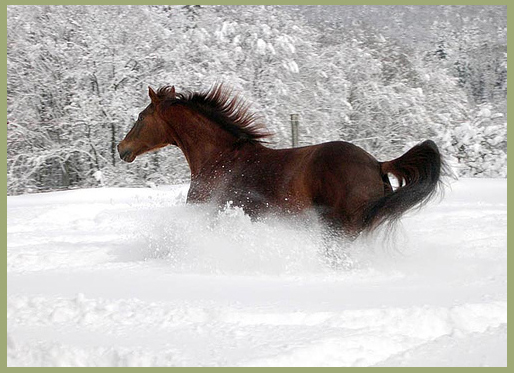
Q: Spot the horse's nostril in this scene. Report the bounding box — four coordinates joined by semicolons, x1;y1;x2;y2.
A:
119;148;133;162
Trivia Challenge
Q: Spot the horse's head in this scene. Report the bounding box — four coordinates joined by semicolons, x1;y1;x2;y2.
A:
118;86;176;163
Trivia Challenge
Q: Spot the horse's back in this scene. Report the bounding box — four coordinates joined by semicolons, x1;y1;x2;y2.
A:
307;141;382;184
259;140;384;206
310;141;378;165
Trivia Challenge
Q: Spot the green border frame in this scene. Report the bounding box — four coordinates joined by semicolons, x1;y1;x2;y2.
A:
3;1;510;369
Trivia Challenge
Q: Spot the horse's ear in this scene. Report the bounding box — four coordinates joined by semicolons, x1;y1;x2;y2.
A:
148;86;160;104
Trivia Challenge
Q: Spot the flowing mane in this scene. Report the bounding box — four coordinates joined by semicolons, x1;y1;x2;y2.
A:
157;84;271;144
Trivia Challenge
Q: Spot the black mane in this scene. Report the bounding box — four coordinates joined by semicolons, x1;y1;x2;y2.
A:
156;84;271;143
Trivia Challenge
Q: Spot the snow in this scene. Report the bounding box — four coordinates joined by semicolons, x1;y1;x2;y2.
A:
7;178;507;367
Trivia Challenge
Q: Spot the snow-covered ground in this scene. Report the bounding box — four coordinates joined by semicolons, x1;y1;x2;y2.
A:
7;178;507;367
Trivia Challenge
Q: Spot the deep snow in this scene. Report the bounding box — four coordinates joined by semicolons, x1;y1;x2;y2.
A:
7;178;507;367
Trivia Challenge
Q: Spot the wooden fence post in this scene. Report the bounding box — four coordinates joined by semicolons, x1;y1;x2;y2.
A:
290;114;299;148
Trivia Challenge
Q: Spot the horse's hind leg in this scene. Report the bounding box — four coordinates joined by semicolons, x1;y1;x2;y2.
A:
318;213;358;269
321;233;356;270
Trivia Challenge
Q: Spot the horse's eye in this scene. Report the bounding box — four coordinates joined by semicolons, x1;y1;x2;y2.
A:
138;114;143;122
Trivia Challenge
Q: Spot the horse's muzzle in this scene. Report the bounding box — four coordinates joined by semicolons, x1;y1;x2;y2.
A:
118;143;136;163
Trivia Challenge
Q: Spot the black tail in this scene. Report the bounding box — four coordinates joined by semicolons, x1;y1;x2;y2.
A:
363;140;445;231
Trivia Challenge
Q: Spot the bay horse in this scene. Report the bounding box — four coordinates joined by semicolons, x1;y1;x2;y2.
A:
118;84;443;238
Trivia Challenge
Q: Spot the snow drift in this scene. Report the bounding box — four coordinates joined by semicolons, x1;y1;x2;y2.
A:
7;178;507;366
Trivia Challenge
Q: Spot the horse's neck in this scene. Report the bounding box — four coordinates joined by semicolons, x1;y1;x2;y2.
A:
166;108;237;176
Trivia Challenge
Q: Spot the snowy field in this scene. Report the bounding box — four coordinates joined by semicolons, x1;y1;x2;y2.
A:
7;178;507;367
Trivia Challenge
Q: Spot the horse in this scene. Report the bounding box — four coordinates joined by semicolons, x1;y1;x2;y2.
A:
118;84;444;238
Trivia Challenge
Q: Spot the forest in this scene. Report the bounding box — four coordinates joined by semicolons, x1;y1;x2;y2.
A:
6;5;507;195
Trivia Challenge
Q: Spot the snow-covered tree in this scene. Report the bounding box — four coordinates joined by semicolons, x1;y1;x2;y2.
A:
441;104;507;177
7;5;506;195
